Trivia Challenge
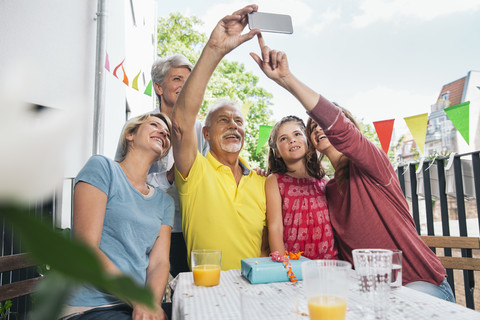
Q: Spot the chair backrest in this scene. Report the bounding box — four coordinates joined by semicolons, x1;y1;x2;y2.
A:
420;236;480;271
0;253;41;302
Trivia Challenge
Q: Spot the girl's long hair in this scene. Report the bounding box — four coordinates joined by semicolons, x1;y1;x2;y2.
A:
306;103;359;193
267;115;325;180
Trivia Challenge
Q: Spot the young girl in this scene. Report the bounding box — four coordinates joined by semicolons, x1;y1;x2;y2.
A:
265;115;338;260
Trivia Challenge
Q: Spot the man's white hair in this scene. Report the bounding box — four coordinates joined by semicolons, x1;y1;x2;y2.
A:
204;99;242;127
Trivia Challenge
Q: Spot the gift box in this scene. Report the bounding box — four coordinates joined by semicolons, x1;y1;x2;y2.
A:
241;257;310;284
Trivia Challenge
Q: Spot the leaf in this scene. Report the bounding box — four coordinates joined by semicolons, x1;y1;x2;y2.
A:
1;206;104;283
0;205;155;310
28;271;75;320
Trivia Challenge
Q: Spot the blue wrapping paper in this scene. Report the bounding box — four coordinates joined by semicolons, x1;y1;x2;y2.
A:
241;257;310;284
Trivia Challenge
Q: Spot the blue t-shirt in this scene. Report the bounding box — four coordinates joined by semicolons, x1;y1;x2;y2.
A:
68;155;174;306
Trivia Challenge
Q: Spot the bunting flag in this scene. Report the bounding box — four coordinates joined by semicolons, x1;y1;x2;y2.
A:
132;70;142;91
373;119;395;154
113;59;129;86
256;125;273;154
104;52;110;72
104;52;155;97
444;101;470;145
477;86;480;91
404;113;429;154
241;101;252;118
144;80;153;96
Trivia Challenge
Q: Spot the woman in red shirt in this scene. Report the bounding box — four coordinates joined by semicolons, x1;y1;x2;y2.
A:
251;34;454;302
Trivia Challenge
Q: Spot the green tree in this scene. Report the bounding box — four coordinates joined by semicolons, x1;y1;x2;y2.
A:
157;13;274;167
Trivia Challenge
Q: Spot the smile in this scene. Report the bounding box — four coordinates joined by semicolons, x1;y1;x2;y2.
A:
153;137;164;146
223;134;240;140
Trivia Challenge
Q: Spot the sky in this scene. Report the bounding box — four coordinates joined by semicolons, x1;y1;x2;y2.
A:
158;0;480;141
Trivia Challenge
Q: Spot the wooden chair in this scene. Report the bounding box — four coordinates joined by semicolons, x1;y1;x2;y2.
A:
0;253;42;302
420;236;480;271
421;235;480;310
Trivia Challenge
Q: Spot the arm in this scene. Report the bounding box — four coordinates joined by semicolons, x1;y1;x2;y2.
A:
265;175;285;254
73;182;122;275
172;5;259;178
132;224;171;320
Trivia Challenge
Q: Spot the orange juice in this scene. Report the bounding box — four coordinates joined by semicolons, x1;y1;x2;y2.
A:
307;296;347;320
192;265;221;286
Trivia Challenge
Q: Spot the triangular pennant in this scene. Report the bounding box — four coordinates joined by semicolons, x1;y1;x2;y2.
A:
373;119;395;154
113;59;129;85
132;70;142;91
477;86;480;91
144;80;153;96
444;101;470;145
256;125;273;154
104;52;110;72
404;113;429;154
113;59;125;79
121;65;129;86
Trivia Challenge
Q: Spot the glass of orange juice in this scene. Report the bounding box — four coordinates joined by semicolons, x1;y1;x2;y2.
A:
191;249;221;287
301;260;352;320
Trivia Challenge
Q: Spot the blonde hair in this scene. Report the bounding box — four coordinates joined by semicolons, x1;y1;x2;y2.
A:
118;113;172;162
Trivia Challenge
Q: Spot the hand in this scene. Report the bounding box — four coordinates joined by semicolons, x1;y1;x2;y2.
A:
250;33;292;88
132;304;167;320
206;5;260;57
253;167;267;177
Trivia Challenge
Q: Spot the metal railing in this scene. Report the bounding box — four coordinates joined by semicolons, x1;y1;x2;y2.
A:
1;198;56;320
396;151;480;309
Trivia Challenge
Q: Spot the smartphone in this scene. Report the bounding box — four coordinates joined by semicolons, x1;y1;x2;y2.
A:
247;12;293;34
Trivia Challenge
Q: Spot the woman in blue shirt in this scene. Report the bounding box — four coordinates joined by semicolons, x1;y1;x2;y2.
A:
62;113;175;320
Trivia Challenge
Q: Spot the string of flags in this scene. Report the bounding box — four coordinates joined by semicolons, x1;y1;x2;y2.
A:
255;100;471;155
104;52;153;96
104;50;475;155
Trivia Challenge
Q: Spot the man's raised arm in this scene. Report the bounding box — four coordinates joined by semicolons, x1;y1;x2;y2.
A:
172;4;260;177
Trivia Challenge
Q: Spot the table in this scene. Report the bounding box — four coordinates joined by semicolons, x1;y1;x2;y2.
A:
171;269;480;320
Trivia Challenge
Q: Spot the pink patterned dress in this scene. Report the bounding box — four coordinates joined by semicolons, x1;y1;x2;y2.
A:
276;173;338;260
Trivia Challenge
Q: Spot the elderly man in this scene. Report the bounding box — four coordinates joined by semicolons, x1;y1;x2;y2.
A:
172;5;267;270
115;54;209;277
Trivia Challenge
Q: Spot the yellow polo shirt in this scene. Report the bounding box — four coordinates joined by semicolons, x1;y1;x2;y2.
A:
175;151;266;270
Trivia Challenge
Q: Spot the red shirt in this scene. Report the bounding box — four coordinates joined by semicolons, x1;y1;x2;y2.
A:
276;173;338;260
308;96;445;286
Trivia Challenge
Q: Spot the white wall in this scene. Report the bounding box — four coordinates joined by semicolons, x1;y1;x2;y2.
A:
0;0;97;177
0;0;158;228
103;0;157;159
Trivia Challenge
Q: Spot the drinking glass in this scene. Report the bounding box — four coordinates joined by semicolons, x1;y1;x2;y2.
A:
391;250;402;289
352;249;392;320
191;249;221;286
301;260;352;320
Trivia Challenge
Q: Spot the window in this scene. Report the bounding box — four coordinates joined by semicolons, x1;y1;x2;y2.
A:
440;91;450;102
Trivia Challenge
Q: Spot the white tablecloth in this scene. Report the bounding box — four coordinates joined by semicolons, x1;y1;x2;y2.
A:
171;269;480;320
